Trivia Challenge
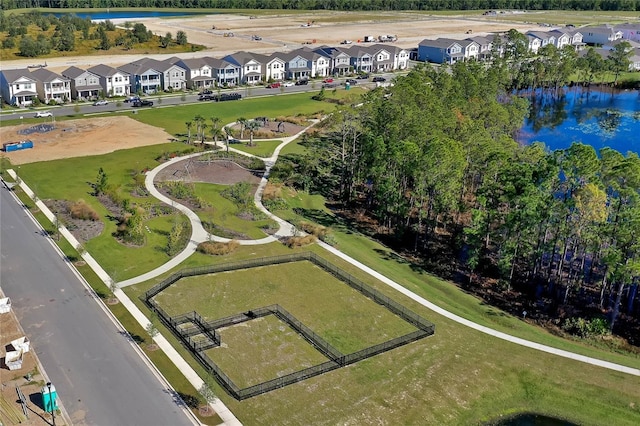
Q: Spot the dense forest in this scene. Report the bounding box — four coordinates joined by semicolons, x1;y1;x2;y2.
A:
2;0;640;12
272;39;639;347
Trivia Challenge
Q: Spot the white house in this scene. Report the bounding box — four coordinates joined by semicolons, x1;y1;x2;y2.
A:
223;52;263;84
87;64;130;97
527;35;542;53
315;46;352;76
262;53;287;81
548;30;572;49
527;31;557;50
0;69;38;106
174;57;214;89
30;68;71;104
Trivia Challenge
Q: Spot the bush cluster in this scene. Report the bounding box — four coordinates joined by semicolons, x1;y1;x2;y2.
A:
562;316;610;338
69;199;99;221
283;235;317;247
197;240;240;255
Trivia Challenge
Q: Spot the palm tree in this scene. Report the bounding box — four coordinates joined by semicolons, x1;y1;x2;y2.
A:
185;121;193;144
200;123;209;144
210;116;221;143
237;117;248;139
245;120;261;147
223;126;233;153
194;115;205;141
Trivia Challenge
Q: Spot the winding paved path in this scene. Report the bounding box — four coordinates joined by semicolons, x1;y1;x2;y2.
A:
123;118;640;377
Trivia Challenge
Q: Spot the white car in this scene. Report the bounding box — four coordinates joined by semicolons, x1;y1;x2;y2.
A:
282;81;295;87
34;111;53;118
93;100;109;106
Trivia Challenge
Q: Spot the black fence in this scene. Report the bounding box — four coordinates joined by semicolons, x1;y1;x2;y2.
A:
143;251;435;400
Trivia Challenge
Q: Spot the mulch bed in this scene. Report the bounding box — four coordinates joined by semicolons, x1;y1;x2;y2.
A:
155;158;263;185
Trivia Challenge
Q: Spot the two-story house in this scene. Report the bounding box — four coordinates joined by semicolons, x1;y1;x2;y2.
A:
582;26;623;45
314;46;352;76
62;66;102;100
175;57;215;89
154;59;187;91
346;45;374;72
87;64;130;97
614;23;640;43
526;31;557;50
467;35;494;60
118;59;163;94
527;35;542;54
368;45;395;72
418;38;466;64
206;57;241;86
262;53;287;81
568;30;585;50
0;68;38;106
30;68;71;104
548;30;572;49
223;52;263;84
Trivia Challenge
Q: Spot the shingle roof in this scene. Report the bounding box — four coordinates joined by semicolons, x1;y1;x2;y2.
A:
418;38;461;48
1;68;34;83
30;68;68;82
87;64;120;77
61;66;88;79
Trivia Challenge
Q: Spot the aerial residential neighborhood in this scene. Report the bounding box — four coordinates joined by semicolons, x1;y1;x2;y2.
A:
1;4;639;426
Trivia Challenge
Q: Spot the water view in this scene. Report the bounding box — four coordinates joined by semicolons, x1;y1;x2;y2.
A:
53;11;211;21
518;87;640;155
487;413;578;426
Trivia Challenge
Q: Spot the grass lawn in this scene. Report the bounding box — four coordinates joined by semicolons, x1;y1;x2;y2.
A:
229;139;283;158
131;90;361;136
193;183;275;239
153;261;416;353
204;315;330;389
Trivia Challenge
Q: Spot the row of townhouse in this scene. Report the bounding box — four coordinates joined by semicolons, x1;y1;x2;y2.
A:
418;29;585;64
417;23;640;65
0;43;409;106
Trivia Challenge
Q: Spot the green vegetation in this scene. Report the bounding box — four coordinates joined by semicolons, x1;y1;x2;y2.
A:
228;139;282;158
0;10;202;59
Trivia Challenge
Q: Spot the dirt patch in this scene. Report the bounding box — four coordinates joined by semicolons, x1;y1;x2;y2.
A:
155;157;263;186
232;119;306;139
0;116;175;165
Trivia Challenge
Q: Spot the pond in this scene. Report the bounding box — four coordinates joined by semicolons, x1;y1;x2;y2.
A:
487;412;578;426
517;87;640;155
53;11;212;21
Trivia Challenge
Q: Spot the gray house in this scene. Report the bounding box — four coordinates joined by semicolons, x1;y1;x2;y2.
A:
582;26;623;45
118;59;163;94
206;57;242;86
0;68;38;106
62;66;103;100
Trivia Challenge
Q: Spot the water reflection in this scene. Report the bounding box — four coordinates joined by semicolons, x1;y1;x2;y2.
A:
518;87;640;154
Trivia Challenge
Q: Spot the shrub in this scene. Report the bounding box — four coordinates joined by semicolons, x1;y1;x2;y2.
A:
197;240;240;255
69;199;100;221
562;316;610;338
298;220;328;238
283;235;317;247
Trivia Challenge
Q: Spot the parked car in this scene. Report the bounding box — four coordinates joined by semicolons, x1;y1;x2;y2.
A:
266;82;281;89
295;79;309;86
372;76;387;82
228;138;241;144
252;35;262;41
124;96;140;103
214;92;242;102
93;100;109;106
356;73;370;79
200;89;213;95
198;94;214;101
323;78;334;83
132;100;154;107
322;83;337;88
34;111;53;118
345;79;358;85
340;40;353;45
282;81;295;87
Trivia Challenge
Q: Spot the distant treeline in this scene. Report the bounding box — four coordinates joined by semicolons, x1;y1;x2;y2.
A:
3;0;640;12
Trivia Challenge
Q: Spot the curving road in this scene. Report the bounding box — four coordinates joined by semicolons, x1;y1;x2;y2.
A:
0;186;198;426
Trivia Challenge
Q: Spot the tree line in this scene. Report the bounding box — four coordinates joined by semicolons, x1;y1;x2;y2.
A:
2;0;640;11
272;44;639;343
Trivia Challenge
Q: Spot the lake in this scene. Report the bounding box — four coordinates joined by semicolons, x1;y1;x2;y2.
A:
518;87;640;155
53;11;211;21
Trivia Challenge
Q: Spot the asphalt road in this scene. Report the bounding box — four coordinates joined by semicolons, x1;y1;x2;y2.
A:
0;76;392;122
0;186;195;426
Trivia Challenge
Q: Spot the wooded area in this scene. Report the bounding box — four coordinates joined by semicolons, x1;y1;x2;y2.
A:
272;42;639;347
2;0;640;12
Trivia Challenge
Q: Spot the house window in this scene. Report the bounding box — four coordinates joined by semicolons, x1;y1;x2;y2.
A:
24;83;32;89
115;87;123;94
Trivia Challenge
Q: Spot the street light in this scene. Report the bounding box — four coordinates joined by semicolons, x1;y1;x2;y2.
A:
46;382;56;426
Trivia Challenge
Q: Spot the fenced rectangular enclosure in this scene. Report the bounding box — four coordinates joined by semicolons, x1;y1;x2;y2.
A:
143;252;435;400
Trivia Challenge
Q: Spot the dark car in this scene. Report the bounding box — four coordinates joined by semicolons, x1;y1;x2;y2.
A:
322;83;337;88
198;94;214;101
372;76;387;83
124;96;140;103
201;89;213;94
228;138;241;144
356;73;369;79
295;79;309;86
214;92;242;102
132;100;154;107
345;79;358;85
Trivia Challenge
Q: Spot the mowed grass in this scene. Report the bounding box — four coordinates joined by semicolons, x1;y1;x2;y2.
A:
14;143;197;280
204;315;329;388
229;139;283;158
153;261;417;353
193;183;275;239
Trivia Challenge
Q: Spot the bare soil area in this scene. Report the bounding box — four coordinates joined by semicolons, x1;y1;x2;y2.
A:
0;116;175;165
155;157;263;185
0;292;60;426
